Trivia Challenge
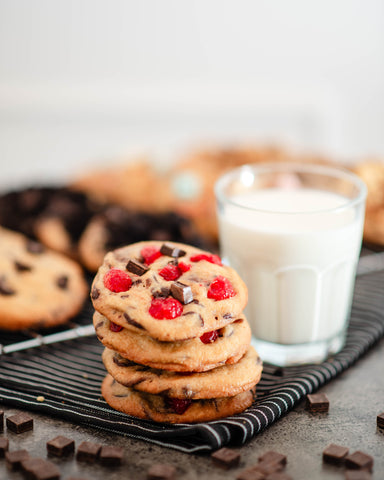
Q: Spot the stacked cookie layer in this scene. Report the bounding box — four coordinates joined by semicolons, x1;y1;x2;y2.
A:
91;241;262;423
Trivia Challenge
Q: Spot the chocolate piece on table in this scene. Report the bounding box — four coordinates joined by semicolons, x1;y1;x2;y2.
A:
211;447;241;469
376;411;384;429
236;466;266;480
5;449;30;470
258;450;287;466
76;441;102;462
0;437;9;457
306;393;329;413
99;445;124;466
21;457;60;480
345;451;374;472
160;243;186;258
171;281;193;304
47;435;75;457
322;443;349;465
126;259;149;276
0;410;3;432
256;460;284;475
6;412;34;433
345;470;372;480
147;463;176;480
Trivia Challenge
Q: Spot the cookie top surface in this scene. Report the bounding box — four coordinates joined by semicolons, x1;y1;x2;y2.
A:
91;241;248;341
102;374;256;424
102;346;262;399
0;227;88;330
94;311;251;372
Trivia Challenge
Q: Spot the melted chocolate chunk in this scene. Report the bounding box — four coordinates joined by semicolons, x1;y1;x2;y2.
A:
123;312;145;330
14;261;32;272
126;259;149;276
0;276;15;295
152;287;170;298
170;281;193;304
56;275;68;289
91;287;100;300
160;243;186;258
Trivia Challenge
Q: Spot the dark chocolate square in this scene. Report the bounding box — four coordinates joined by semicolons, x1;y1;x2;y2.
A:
170;281;193;304
376;411;384;429
236;466;265;480
0;437;9;457
147;463;176;480
258;450;287;466
306;393;329;413
47;435;75;457
126;259;149;276
160;243;186;258
21;457;60;480
6;412;34;433
211;447;241;469
345;470;372;480
345;451;374;472
99;445;124;466
5;449;30;470
322;443;349;465
76;441;101;462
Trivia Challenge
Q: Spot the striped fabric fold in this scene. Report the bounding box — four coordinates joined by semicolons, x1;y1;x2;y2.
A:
0;270;383;453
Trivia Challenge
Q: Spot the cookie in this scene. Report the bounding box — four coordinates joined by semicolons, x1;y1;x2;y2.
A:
91;241;248;342
0;227;88;330
78;205;208;272
101;374;256;423
94;311;251;372
102;346;262;399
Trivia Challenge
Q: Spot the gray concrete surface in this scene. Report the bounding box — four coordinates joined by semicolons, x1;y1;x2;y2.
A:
1;338;383;480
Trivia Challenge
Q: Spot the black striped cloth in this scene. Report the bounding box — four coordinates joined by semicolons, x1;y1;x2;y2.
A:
0;269;383;453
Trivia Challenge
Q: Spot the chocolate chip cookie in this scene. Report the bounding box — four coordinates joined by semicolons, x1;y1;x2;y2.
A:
91;241;248;342
0;227;88;330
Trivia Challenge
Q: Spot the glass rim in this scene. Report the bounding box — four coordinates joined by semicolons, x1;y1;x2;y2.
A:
214;162;367;216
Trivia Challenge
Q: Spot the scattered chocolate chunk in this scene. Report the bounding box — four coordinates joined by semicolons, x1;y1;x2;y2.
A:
147;463;176;480
126;259;149;276
322;443;349;465
236;466;266;480
171;281;193;304
26;240;44;254
76;441;101;462
91;287;100;300
5;449;29;470
345;451;374;472
6;412;33;433
306;393;329;413
47;435;75;457
0;437;9;457
21;457;60;480
14;260;32;272
258;451;287;466
123;312;145;330
160;243;186;258
376;411;384;429
56;275;69;289
0;410;3;431
211;447;241;469
99;445;124;466
345;470;372;480
256;460;284;475
152;287;170;298
0;276;15;296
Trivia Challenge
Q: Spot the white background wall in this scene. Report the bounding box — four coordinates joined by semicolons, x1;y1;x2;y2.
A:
0;0;384;188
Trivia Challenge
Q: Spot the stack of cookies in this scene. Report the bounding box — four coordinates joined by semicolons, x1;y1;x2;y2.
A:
91;241;262;423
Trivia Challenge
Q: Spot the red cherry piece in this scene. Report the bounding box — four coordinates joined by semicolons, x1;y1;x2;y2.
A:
166;398;192;415
178;262;191;273
207;276;236;300
159;264;181;281
109;322;123;332
140;246;162;265
200;330;219;344
149;297;183;319
103;268;132;293
190;253;222;266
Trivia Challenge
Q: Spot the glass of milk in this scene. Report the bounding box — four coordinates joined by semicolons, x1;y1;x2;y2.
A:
215;163;367;366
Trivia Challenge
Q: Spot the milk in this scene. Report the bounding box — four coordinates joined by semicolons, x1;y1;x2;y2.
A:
218;188;364;345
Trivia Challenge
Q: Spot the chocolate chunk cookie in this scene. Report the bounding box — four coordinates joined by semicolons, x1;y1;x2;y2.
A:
0;227;88;330
94;311;251;372
91;241;248;341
